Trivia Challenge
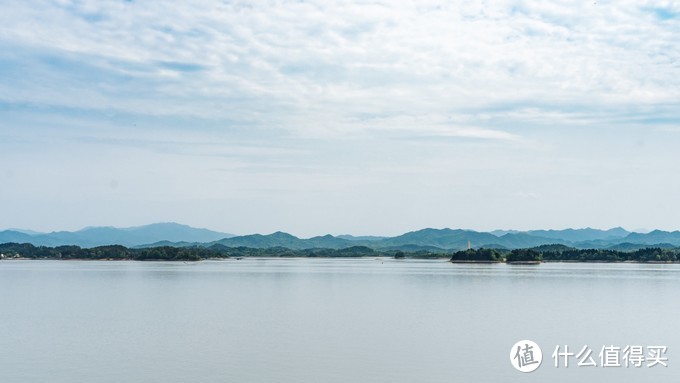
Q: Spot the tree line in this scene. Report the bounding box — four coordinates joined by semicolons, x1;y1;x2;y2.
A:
2;242;679;262
450;246;680;263
0;243;389;261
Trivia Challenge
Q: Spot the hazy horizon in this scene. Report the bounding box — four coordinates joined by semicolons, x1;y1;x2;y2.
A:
2;1;679;237
0;221;660;239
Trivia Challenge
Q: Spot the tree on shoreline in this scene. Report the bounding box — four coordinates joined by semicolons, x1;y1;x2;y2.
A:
506;249;542;263
450;248;503;262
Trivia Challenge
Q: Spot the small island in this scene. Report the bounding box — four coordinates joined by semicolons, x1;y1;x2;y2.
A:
450;248;504;263
450;246;680;264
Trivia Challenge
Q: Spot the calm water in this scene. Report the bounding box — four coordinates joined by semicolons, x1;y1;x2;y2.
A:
0;259;677;382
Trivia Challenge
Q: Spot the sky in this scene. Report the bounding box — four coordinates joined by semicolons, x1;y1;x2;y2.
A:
1;0;679;237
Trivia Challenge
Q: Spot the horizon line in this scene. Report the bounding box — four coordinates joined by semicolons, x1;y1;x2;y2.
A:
0;222;670;239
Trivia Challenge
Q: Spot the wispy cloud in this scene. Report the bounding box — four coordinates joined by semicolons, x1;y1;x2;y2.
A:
2;0;677;138
1;1;680;234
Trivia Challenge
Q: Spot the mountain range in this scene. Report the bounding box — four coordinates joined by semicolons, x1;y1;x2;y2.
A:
0;223;233;248
2;223;680;251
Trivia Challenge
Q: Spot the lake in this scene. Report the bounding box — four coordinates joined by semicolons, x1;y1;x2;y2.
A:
0;258;677;382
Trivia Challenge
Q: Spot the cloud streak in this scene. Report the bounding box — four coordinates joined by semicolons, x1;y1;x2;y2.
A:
1;1;680;235
1;0;677;138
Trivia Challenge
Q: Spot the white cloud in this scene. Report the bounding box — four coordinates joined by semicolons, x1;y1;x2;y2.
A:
2;0;680;234
1;0;677;138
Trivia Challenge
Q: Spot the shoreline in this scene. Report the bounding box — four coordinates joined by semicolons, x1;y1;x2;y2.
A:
2;257;679;264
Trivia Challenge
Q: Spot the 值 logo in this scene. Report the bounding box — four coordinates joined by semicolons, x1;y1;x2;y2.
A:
510;340;542;373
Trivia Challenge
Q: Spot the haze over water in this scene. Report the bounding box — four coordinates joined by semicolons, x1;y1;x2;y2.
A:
0;258;676;382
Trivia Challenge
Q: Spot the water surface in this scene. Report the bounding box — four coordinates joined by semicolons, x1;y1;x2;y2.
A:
0;259;677;382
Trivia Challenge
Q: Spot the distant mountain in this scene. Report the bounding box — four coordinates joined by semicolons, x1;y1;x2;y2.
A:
620;230;680;246
495;232;568;249
370;227;680;250
527;227;630;242
306;234;357;249
135;240;202;248
123;223;232;241
7;228;44;235
381;244;447;252
211;232;354;250
337;235;387;241
0;230;36;245
3;224;680;251
374;228;499;250
490;230;519;237
210;230;473;251
372;228;572;250
0;223;233;248
212;232;305;249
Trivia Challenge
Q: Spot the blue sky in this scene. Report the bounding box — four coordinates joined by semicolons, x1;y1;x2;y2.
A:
1;0;679;236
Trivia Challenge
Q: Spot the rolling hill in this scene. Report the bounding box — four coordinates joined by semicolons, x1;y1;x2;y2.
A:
2;224;679;251
0;223;233;248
